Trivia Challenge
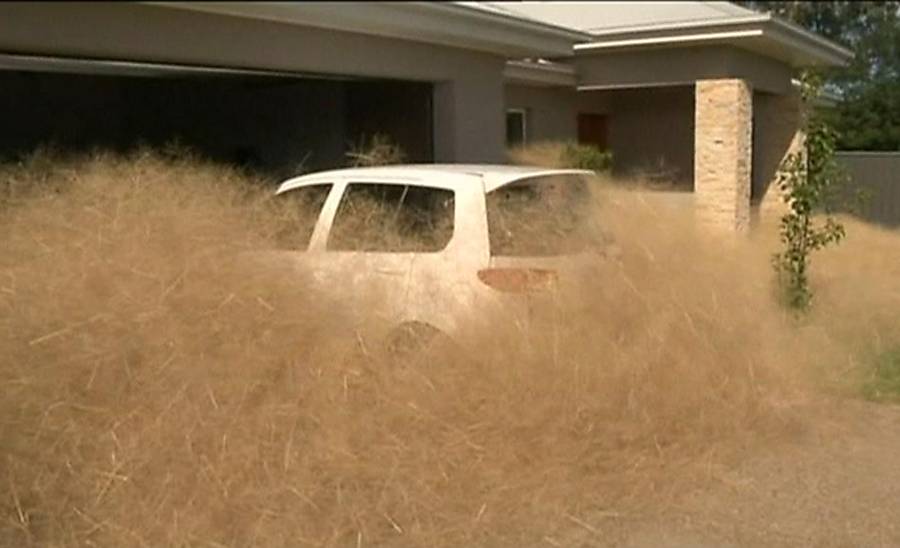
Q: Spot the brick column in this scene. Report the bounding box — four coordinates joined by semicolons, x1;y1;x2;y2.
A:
694;79;753;232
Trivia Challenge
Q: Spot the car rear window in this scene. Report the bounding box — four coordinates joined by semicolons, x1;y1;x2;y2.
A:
486;174;591;257
327;183;455;253
272;184;333;251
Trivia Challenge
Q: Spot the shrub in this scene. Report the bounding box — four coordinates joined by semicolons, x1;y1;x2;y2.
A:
560;142;613;172
508;141;612;172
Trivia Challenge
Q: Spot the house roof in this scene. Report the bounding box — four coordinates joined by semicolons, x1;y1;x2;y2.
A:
485;1;853;67
480;1;759;34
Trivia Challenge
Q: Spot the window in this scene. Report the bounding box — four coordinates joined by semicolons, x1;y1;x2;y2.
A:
272;184;333;250
327;183;455;252
486;174;592;257
506;109;528;147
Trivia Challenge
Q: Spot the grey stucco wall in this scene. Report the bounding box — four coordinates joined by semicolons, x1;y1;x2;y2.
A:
607;86;695;187
0;2;508;163
504;85;578;143
503;84;611;143
504;83;692;187
576;45;794;95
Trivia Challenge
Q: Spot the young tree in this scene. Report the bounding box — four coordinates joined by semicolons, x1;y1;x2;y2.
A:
772;72;847;311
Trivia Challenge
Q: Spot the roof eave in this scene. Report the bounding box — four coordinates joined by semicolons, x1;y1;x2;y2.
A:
574;15;853;68
141;1;591;58
765;17;853;67
503;59;577;87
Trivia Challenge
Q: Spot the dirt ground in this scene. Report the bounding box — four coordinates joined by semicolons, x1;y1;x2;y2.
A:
555;400;900;548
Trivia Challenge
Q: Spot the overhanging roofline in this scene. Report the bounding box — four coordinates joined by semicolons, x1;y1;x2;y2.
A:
573;13;852;68
0;51;362;80
503;59;577;87
141;2;592;58
766;16;853;67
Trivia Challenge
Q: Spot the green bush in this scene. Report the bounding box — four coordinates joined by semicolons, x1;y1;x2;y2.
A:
560;142;613;172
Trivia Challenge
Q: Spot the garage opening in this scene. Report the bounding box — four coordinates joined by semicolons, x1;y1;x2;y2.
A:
0;55;434;179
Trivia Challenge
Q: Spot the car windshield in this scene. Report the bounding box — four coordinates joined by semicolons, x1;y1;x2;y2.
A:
486;173;593;257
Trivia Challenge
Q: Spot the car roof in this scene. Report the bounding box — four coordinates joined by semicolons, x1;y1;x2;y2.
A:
275;164;595;194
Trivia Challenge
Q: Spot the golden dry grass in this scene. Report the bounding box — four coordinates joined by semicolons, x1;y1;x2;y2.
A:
2;149;900;547
507;141;685;191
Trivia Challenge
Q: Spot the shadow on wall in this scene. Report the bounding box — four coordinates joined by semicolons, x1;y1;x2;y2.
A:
751;90;802;208
605;85;695;191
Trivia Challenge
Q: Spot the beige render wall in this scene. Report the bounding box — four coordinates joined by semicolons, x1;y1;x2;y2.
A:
695;79;753;232
0;2;508;164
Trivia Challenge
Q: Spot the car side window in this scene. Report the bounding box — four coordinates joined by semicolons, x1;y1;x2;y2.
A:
272;184;333;251
486;174;591;257
327;183;455;253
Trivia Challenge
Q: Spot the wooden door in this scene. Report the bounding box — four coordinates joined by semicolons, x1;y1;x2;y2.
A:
577;113;608;150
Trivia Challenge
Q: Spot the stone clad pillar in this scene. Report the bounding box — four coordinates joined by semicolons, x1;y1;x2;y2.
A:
694;79;753;232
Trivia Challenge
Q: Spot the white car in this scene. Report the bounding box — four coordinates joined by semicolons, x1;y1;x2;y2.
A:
264;164;611;354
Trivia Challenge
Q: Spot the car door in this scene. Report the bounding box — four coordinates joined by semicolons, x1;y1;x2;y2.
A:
307;179;417;337
402;173;489;337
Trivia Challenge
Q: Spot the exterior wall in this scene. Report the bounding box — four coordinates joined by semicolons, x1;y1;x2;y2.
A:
576;45;794;95
694;79;753;232
503;84;693;188
505;84;605;143
606;86;695;188
0;2;507;163
753;89;803;222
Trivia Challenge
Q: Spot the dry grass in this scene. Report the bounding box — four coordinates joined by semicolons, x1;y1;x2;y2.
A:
2;149;900;547
507;141;574;170
508;141;684;191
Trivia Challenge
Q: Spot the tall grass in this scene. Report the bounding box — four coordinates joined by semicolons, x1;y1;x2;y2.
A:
2;150;899;547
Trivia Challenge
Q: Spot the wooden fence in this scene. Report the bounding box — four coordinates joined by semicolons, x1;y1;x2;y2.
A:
836;152;900;228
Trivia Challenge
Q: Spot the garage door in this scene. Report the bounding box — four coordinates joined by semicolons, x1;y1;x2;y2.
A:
0;53;434;176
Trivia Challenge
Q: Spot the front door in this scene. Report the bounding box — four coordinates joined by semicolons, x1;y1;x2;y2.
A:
577;113;608;151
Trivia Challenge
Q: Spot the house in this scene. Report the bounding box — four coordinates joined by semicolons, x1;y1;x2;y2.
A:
0;1;851;230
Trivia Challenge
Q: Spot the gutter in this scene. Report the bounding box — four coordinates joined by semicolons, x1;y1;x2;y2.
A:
582;13;772;37
766;16;853;67
503;59;577;87
574;13;853;68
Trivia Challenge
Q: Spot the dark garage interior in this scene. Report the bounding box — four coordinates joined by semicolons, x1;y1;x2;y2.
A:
0;66;434;178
